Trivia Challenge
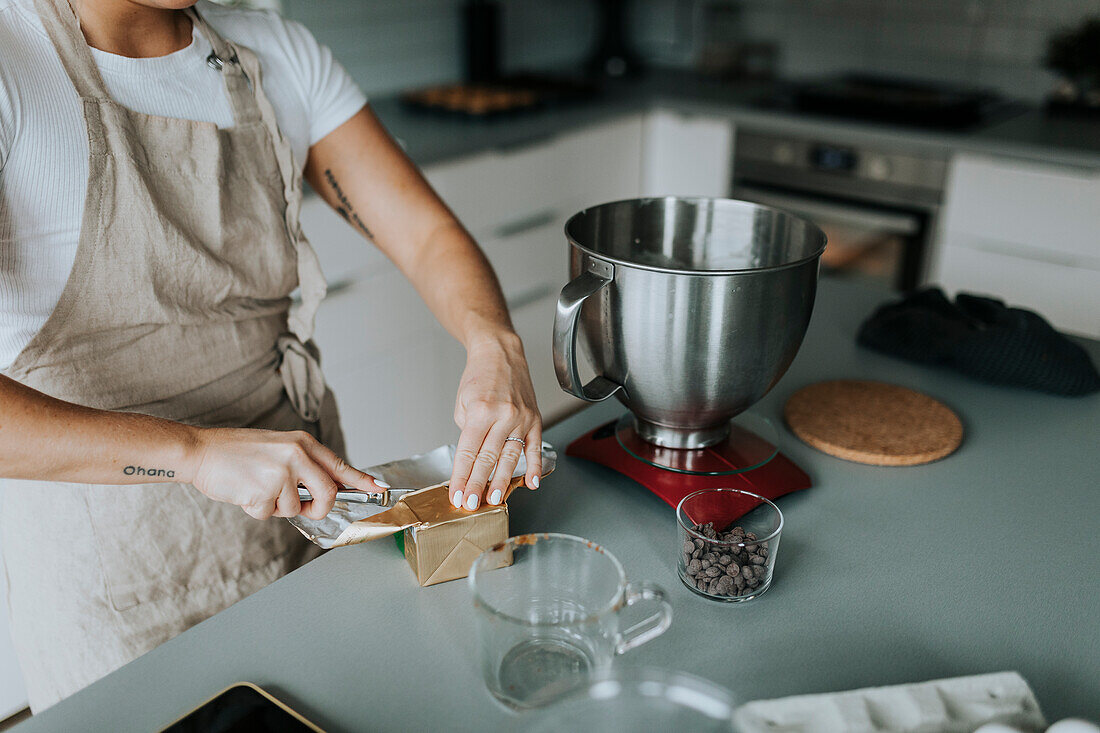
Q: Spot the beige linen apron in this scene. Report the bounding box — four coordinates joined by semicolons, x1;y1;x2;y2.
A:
0;0;343;711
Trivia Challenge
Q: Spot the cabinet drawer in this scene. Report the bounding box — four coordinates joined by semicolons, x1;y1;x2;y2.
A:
641;109;733;197
300;194;389;287
511;292;584;426
423;114;644;241
481;217;570;307
935;241;1100;339
326;339;458;467
941;155;1100;264
312;268;438;370
553;115;643;205
424;140;566;240
313;274;459;466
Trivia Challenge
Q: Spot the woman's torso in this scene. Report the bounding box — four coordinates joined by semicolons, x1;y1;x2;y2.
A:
0;0;365;369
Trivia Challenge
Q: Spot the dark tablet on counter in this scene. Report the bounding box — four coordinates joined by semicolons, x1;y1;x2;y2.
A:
160;682;325;733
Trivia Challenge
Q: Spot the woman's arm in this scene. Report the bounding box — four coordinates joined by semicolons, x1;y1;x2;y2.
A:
0;374;375;520
303;105;542;511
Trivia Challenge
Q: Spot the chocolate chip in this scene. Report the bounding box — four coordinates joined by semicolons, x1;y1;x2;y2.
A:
686;522;774;598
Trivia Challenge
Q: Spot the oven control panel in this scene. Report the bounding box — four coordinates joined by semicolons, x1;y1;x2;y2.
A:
733;130;947;208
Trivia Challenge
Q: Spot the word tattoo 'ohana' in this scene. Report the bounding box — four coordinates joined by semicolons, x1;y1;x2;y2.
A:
123;466;176;478
323;168;374;239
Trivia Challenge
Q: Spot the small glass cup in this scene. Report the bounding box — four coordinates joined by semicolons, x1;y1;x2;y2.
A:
676;489;783;602
469;533;673;709
514;667;738;733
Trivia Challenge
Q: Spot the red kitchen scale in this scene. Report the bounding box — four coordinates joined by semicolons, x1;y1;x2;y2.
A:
567;411;811;516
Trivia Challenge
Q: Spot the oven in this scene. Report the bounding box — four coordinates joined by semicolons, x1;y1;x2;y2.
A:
731;129;949;291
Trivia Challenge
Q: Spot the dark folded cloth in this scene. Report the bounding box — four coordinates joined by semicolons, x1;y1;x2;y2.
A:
857;288;1100;397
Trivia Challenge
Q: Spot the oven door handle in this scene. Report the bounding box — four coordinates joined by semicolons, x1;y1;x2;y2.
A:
732;185;922;235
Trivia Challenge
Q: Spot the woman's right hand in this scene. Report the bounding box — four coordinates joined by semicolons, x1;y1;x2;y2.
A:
186;427;381;521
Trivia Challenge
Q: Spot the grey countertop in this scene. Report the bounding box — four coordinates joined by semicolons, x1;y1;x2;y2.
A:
16;279;1100;731
370;70;1100;171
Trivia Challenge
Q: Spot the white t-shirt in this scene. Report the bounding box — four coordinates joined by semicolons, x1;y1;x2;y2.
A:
0;0;367;369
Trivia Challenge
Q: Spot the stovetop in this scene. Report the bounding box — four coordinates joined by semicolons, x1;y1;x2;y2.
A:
754;73;1024;132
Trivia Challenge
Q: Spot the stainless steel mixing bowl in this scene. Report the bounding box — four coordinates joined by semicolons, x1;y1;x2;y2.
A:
553;197;826;449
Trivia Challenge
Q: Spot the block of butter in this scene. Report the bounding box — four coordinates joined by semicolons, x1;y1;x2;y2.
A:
401;498;510;586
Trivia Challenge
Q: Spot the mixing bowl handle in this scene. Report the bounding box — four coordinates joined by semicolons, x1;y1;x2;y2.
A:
553;263;623;402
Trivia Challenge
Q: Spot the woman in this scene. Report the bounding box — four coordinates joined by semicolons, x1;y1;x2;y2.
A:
0;0;542;711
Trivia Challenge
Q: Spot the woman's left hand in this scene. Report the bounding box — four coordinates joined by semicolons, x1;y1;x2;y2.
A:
448;331;542;511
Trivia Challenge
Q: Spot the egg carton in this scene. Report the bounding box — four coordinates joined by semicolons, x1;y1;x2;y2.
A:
733;671;1046;733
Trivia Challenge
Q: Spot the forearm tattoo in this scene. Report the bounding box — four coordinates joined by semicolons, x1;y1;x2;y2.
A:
123;465;176;479
323;168;374;239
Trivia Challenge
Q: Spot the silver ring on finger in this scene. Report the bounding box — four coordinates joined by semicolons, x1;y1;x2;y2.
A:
504;436;526;448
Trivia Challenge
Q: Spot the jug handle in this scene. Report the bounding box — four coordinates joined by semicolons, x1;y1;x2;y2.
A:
553;260;623;402
615;581;673;655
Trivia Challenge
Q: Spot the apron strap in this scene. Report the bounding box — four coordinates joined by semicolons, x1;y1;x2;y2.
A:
183;7;259;126
33;0;113;101
183;8;326;345
184;9;328;422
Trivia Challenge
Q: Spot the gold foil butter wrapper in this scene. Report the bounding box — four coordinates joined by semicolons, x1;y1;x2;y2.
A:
403;500;511;586
288;442;556;551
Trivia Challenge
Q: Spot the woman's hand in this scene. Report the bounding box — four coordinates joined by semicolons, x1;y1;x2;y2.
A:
449;332;542;511
186;428;382;521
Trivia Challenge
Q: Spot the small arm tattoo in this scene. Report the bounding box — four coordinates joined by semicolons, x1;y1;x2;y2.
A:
323;168;374;239
123;465;176;478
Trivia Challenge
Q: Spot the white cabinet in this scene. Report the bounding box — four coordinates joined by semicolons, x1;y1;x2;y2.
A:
931;154;1100;338
640;109;734;198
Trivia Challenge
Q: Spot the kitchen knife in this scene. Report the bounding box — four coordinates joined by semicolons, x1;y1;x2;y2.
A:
296;484;416;507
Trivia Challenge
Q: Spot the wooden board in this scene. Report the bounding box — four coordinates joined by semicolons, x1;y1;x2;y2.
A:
784;380;963;466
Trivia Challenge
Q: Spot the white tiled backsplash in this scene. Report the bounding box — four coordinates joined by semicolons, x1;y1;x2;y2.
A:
284;0;1099;101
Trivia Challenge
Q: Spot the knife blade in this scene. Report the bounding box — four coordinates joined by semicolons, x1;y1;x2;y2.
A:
296;484;415;507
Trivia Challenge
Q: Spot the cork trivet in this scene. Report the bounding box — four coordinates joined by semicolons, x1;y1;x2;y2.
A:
784;380;963;466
